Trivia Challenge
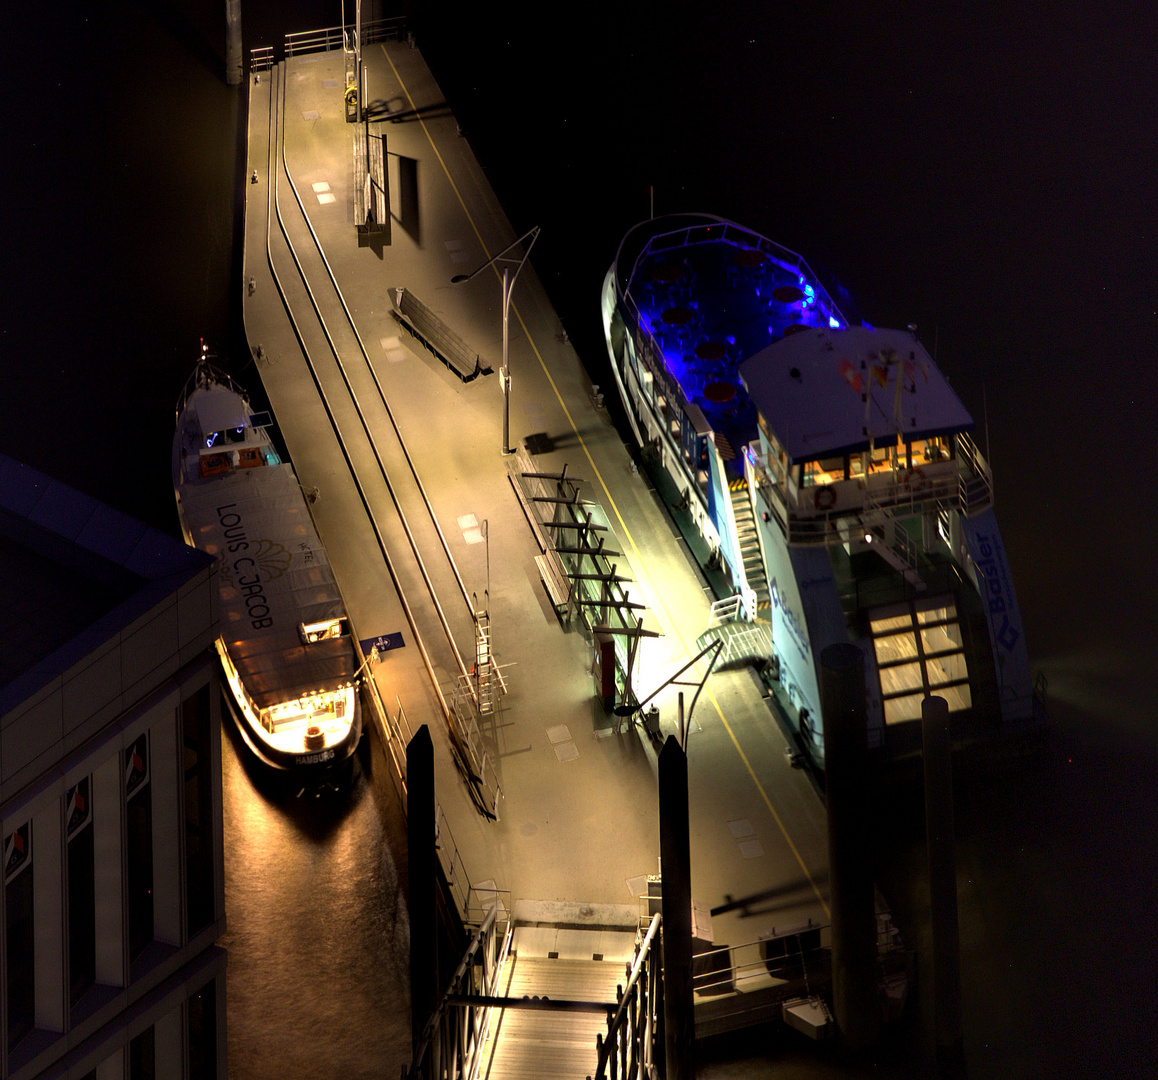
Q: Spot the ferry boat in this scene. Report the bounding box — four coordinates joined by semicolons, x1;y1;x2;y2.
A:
173;343;362;778
601;215;1040;767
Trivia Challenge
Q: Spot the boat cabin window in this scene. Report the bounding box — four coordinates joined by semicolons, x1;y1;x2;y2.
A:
867;438;902;476
908;435;950;465
299;618;348;645
802;456;845;487
203;425;247;450
869;596;971;724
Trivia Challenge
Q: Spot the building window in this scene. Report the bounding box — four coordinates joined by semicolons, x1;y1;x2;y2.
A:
183;687;215;938
129;1024;155;1080
125;733;153;960
4;821;34;1053
67;776;96;1008
870;596;971;725
188;978;217;1080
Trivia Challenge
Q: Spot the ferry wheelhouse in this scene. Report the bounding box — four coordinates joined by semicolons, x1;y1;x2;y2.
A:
173;345;362;778
601;215;1037;766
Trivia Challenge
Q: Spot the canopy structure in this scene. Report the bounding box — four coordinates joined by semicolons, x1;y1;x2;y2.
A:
740;326;974;462
179;462;355;710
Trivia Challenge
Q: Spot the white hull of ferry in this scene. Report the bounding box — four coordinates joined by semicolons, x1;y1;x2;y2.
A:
173;349;361;780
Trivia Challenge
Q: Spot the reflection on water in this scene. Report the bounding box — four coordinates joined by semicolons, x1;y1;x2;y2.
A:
220;718;412;1079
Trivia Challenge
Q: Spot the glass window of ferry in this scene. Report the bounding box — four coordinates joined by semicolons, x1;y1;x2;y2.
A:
803;456;845;486
910;436;950;464
870;597;971;725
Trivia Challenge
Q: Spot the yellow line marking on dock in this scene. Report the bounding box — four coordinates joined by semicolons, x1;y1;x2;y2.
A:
707;689;830;917
383;42;827;914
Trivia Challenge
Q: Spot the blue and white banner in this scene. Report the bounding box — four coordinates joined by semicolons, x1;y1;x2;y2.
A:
961;509;1033;722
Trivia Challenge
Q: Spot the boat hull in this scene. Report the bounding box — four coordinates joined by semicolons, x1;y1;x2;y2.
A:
173;355;363;784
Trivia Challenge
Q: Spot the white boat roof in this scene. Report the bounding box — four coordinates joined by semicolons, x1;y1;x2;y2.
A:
738;326;974;463
192;386;249;435
179;461;355;710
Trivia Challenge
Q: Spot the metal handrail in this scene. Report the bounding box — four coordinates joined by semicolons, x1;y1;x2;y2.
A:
249;45;274;72
286;16;407;57
404;899;506;1080
591;914;662;1080
690;925;829;996
621;218;846;331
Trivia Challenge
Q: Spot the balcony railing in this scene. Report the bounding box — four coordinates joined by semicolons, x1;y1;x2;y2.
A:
745;434;992;548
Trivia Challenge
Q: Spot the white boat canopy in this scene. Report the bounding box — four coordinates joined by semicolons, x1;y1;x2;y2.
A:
739;325;974;463
179;461;356;709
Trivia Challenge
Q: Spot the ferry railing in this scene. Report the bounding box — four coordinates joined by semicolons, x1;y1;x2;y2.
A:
360;646;412;800
285;16;407;57
955;431;993;515
448;681;503;822
591;913;663;1080
748;447;977;548
708;594;745;628
690;921;830;999
621;219;846;331
431;799;511;932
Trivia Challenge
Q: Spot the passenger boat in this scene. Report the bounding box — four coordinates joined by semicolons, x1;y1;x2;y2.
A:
601;215;1041;767
173;343;361;778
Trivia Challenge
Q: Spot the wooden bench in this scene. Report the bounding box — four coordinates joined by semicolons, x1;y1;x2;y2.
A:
353;123;388;233
389;287;489;382
534;553;571;618
352;125;370;230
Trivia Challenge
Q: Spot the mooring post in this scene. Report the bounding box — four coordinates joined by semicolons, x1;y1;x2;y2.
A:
820;642;879;1050
659;735;694;1079
407;725;438;1051
922;694;965;1076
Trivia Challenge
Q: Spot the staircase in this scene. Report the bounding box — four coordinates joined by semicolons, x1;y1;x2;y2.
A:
477;907;641;1080
729;480;770;609
860;492;925;589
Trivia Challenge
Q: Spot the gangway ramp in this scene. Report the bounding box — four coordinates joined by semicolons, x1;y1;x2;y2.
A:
478;907;639;1080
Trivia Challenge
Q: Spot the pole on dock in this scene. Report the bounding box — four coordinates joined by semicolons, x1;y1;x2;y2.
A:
659;735;694;1080
820;643;879;1050
224;0;242;86
407;725;438;1051
922;695;965;1076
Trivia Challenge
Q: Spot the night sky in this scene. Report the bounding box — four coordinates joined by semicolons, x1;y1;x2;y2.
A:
2;2;1156;1076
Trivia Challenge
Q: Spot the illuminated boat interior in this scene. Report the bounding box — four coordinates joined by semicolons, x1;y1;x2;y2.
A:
613;215;845;482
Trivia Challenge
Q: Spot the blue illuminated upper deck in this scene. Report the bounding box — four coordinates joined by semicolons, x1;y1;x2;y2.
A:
612;214;847;473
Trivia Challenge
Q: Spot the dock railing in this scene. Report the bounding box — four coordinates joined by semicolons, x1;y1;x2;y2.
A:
591;913;663;1080
403;898;512;1080
285;17;408;57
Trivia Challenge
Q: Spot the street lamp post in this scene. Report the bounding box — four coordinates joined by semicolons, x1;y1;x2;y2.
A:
452;226;540;455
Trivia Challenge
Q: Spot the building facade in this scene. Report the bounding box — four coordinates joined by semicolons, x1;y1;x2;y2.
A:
0;456;226;1079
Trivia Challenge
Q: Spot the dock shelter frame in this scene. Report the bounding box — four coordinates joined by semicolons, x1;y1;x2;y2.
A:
509;453;660;706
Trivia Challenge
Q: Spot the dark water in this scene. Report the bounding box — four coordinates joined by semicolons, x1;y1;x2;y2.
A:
3;3;1157;1078
219;719;412;1079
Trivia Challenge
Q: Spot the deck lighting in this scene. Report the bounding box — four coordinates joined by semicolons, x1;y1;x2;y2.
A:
451;225;541;455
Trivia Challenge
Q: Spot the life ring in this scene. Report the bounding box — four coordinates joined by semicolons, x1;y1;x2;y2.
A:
814;485;837;511
905;467;927;493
